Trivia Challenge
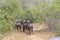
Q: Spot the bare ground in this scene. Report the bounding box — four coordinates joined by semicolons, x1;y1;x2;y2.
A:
2;23;55;40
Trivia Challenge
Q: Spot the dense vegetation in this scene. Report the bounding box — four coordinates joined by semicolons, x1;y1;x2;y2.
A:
0;0;22;34
0;0;60;36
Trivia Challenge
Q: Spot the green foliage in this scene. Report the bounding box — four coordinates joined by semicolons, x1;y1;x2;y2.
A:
56;30;60;36
0;0;60;35
0;0;22;34
0;19;13;34
23;7;44;22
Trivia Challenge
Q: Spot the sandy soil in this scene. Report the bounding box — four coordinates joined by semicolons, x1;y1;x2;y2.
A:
1;23;55;40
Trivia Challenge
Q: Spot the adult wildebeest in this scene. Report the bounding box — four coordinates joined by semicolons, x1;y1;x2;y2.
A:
22;18;33;34
14;18;22;32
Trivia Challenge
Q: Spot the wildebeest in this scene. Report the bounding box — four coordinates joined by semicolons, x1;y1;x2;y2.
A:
14;18;22;32
14;18;33;34
22;18;33;34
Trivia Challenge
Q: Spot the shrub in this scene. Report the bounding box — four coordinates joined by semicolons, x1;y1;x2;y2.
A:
0;0;22;34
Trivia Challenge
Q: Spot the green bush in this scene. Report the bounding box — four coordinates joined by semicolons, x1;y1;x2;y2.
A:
56;30;60;36
0;0;60;35
22;7;44;22
0;0;22;34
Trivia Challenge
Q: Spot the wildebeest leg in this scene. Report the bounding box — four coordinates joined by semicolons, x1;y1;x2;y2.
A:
31;26;33;32
29;29;31;34
29;26;33;34
23;25;25;32
16;26;19;31
19;26;21;32
27;27;31;34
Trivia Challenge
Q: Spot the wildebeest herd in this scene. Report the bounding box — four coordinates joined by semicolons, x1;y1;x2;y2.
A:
14;18;33;34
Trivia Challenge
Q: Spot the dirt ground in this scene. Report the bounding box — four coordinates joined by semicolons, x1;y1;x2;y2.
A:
1;23;55;40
